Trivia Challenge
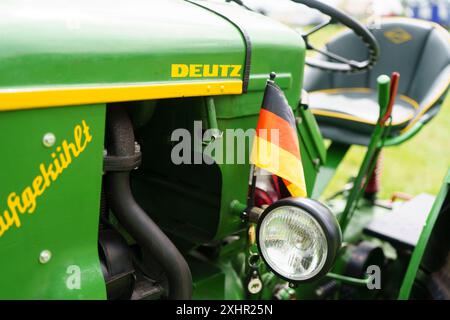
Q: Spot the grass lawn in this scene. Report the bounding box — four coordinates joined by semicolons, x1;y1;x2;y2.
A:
306;25;450;199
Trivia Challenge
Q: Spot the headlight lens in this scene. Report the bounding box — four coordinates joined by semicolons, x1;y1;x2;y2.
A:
259;205;328;281
256;198;342;283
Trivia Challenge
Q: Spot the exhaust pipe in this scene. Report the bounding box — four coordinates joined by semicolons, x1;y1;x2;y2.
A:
105;105;192;300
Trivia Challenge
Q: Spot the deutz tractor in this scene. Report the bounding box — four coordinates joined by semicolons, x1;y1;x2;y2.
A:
0;0;449;300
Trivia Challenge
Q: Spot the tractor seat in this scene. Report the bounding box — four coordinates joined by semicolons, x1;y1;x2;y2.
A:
309;88;418;141
304;18;450;146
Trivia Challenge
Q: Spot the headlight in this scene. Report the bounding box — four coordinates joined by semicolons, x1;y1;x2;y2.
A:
256;198;342;283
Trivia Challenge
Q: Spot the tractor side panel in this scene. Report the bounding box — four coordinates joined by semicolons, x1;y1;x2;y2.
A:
0;105;106;299
399;170;450;299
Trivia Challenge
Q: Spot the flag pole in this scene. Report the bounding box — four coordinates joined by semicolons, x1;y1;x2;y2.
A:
247;164;257;207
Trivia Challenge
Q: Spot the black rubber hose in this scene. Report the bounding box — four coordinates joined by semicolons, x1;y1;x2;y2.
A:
105;105;192;300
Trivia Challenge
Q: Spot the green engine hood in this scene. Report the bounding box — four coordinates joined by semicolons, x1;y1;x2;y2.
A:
0;0;305;111
0;0;244;87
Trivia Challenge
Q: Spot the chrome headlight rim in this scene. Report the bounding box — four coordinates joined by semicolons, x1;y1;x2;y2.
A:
256;197;342;284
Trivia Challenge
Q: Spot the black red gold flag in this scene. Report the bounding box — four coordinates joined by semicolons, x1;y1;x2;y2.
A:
250;78;307;197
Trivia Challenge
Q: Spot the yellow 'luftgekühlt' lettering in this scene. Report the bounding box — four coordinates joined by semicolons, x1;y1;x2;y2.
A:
0;120;93;238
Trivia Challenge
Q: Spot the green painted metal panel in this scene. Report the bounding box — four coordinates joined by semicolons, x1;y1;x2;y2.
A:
0;0;245;90
299;107;327;164
398;169;450;299
312;142;350;199
0;104;106;299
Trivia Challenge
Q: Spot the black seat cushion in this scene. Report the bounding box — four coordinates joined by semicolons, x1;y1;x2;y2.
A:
309;88;419;145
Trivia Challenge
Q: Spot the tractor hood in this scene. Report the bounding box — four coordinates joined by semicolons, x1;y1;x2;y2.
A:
0;0;305;111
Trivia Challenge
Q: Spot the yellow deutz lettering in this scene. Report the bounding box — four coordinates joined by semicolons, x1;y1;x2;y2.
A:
189;64;202;77
229;65;242;77
203;65;219;77
171;64;189;77
171;64;242;78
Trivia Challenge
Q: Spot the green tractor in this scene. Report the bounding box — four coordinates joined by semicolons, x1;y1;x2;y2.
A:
0;0;449;300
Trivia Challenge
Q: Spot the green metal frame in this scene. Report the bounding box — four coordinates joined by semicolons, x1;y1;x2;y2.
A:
311;142;350;199
0;104;107;299
398;169;450;299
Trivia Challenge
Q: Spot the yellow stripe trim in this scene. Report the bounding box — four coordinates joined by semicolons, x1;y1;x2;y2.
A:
310;87;372;95
402;77;450;133
0;80;243;112
399;95;420;110
251;136;307;197
310;88;420;126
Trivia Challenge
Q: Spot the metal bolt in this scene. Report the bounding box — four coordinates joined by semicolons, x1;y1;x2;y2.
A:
39;250;52;264
42;133;56;147
241;210;249;222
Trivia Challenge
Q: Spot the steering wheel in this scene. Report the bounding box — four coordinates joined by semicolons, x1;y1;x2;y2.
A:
292;0;380;73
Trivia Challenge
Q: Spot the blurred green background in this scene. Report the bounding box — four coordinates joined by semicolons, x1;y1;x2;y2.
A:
308;25;450;199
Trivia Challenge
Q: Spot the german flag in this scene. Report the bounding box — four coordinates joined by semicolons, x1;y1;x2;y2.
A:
250;77;307;198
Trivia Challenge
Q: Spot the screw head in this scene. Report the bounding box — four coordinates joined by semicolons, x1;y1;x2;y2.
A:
39;250;52;264
42;133;56;147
